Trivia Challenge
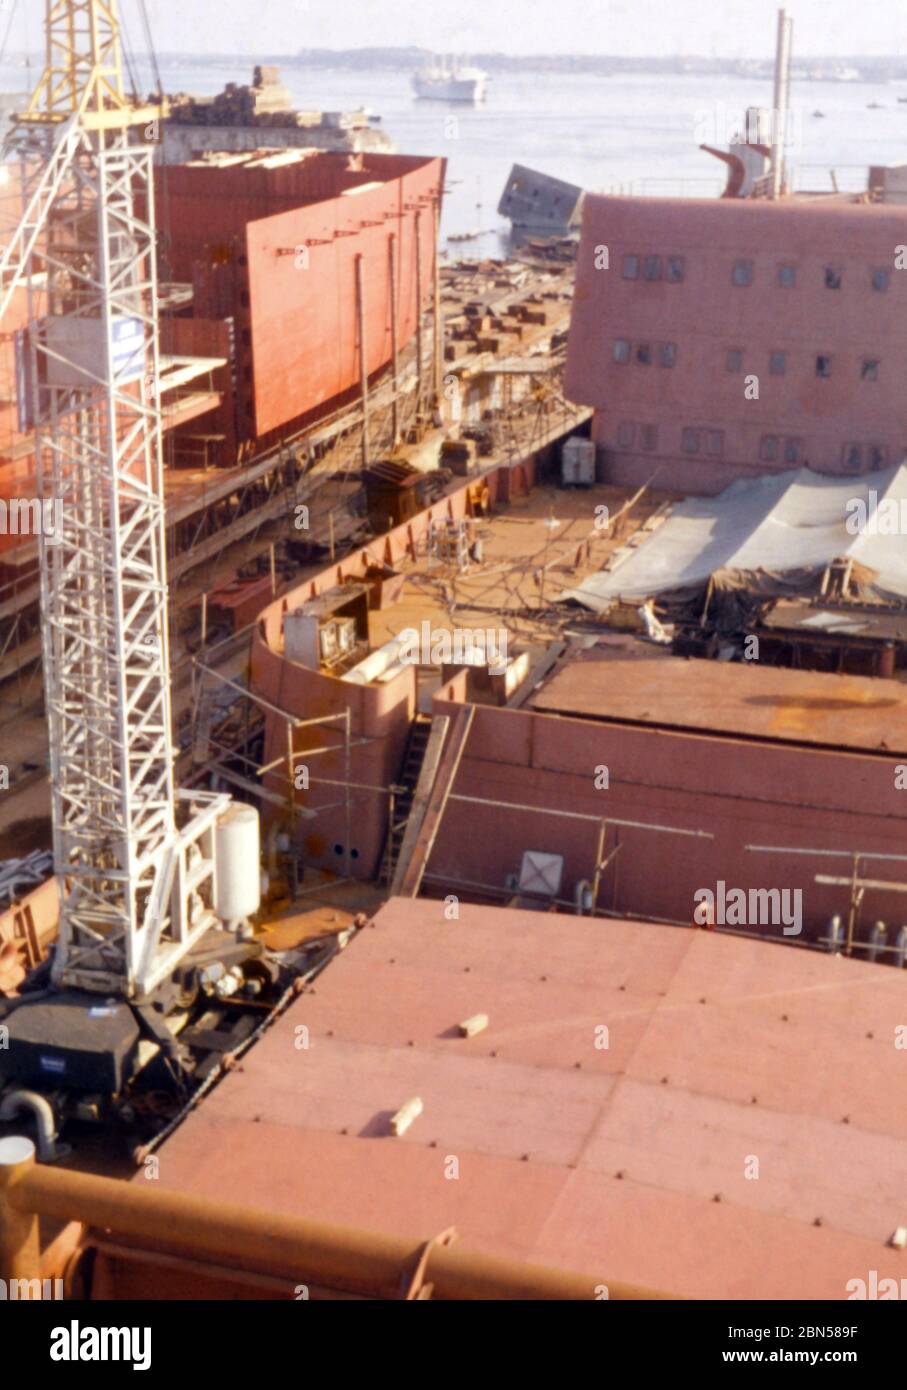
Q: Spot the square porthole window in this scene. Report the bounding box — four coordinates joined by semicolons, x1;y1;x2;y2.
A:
778;264;796;287
666;256;686;282
759;435;779;462
726;348;743;373
622;254;639;280
872;268;890;292
843;444;862;473
732;260;753;286
861;359;879;381
815;355;832;378
613;338;631;363
824;267;842;289
642;255;662;281
769;351;786;376
658;342;676;367
636;342;652;365
867;444;886;469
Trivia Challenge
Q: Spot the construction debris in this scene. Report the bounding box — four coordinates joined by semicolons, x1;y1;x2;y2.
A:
390;1096;423;1136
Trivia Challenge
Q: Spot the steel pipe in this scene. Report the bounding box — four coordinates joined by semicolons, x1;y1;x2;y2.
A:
2;1151;676;1300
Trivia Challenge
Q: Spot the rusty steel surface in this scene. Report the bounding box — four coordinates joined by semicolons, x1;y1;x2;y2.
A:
531;643;907;754
151;897;907;1299
3;1144;646;1300
762;601;907;644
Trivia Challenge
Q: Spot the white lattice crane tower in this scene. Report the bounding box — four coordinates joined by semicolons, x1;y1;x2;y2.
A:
0;2;233;1000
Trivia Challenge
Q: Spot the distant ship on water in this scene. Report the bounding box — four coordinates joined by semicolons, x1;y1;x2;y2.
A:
412;60;487;103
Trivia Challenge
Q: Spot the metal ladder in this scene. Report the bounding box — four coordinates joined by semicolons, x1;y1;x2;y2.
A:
377;715;433;886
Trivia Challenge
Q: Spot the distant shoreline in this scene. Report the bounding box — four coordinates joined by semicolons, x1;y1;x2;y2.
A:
4;48;907;83
3;48;900;85
174;51;907;82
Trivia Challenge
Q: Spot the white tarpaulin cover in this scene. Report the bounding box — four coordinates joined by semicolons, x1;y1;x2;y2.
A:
563;463;907;611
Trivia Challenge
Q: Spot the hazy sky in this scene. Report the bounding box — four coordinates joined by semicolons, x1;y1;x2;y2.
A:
8;0;907;59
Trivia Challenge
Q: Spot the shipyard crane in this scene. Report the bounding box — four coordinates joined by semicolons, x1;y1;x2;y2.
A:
0;3;259;1112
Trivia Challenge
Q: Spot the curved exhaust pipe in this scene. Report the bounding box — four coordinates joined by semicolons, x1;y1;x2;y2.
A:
0;1090;68;1163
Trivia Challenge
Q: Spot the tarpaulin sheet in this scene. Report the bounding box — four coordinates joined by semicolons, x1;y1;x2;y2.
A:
563;464;907;611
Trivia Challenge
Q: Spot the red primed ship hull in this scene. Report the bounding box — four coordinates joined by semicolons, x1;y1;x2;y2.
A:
158;152;446;442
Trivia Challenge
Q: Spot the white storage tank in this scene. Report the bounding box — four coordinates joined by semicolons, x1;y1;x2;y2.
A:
561;436;596;487
214;803;261;927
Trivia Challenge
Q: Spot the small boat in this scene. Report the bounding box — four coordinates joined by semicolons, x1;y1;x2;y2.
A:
812;110;825;118
413;59;487;104
448;229;481;243
867;101;884;109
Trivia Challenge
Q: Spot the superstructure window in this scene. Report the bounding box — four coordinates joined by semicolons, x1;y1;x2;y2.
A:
636;343;652;365
769;351;786;376
642;255;662;281
726;348;743;373
824;267;842;289
640;425;658;451
666;256;686;282
815;355;832;378
872;268;890;292
861;358;879;381
731;259;753;286
622;254;639;280
681;428;700;454
784;437;804;464
658;342;676;367
777;264;796;287
843;443;887;473
759;435;780;462
613;338;631;363
617;421;636;448
705;431;724;458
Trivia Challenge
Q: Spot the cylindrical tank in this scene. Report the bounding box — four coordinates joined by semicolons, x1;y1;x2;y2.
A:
343;635;409;685
894;925;907;969
824;914;844;952
867;920;887;964
214;803;261;926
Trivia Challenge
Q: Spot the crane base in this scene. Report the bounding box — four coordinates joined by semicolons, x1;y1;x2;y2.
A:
0;991;141;1094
